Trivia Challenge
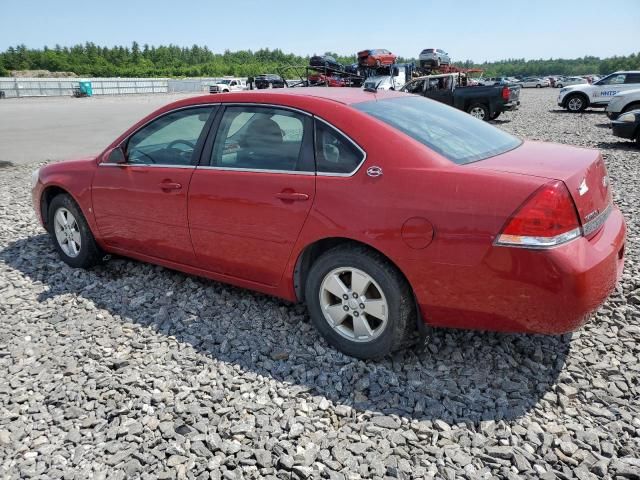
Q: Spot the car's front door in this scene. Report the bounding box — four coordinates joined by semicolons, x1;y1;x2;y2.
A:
188;105;316;286
92;105;216;265
591;73;628;104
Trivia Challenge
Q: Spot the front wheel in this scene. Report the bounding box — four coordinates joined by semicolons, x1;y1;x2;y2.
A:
48;194;103;269
305;246;416;359
565;94;587;112
467;103;489;121
536;84;541;88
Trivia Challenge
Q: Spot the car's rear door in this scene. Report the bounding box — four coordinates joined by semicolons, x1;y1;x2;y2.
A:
92;105;216;265
188;105;315;286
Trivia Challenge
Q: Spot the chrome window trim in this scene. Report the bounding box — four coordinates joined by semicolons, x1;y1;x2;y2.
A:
196;166;314;175
99;163;195;169
314;116;367;177
218;103;312;117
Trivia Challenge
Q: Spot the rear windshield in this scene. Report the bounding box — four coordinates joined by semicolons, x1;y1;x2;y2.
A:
422;49;435;53
354;96;521;165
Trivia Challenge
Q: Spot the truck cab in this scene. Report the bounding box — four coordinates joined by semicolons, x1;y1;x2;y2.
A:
362;65;408;91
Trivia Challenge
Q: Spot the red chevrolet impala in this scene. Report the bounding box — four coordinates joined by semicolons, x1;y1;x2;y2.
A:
31;88;626;359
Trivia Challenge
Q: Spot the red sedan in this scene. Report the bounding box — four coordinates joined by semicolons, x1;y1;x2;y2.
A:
31;89;626;359
357;49;397;68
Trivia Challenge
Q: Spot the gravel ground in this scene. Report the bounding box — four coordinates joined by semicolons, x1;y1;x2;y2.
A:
1;88;639;479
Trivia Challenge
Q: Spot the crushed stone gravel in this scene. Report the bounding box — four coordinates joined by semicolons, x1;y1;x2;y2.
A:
1;88;639;479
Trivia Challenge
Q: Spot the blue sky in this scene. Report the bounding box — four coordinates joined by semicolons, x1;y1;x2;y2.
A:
1;0;639;62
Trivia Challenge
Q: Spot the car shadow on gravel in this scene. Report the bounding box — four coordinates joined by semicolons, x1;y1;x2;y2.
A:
597;141;638;150
1;234;572;424
548;109;605;115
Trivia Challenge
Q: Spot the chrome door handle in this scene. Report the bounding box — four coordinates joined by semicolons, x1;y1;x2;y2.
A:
275;192;309;201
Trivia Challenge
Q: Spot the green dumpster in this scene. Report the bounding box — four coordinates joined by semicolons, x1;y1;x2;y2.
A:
79;81;93;96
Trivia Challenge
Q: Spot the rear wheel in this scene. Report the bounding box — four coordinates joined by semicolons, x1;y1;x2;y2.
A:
375;59;381;68
557;83;564;88
490;111;501;120
48;194;103;268
566;94;587;112
467;103;489;121
536;84;542;88
305;245;415;359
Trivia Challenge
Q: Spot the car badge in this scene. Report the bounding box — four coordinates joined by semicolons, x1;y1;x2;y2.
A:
366;166;383;178
578;178;589;196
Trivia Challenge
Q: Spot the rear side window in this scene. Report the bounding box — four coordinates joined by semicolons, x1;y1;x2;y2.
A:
315;120;365;175
354;96;521;165
210;106;311;172
625;73;640;84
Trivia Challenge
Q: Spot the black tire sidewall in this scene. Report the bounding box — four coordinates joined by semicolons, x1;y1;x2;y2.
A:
48;194;100;268
566;94;586;112
305;249;408;359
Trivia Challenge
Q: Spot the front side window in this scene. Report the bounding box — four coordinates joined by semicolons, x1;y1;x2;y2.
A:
401;79;426;94
210;106;310;172
126;107;214;165
354;96;521;165
597;74;626;85
315;121;364;174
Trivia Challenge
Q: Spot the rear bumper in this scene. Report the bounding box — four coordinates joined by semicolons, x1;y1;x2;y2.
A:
611;121;637;140
419;207;626;334
503;101;520;111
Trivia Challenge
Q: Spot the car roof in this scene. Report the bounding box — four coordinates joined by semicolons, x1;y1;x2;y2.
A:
167;87;407;109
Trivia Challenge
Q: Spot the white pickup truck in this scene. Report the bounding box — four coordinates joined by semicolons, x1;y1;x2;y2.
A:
557;71;640;112
209;78;247;93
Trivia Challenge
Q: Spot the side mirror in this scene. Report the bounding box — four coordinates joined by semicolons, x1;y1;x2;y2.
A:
107;147;126;164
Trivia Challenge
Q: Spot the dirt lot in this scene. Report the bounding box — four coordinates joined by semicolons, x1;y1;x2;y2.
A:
0;89;639;479
0;93;200;165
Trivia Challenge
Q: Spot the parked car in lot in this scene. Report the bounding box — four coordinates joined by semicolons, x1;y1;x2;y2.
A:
611;109;640;144
558;71;640;112
517;77;550;88
31;88;626;359
418;48;450;69
209;78;246;93
310;55;343;72
478;77;514;86
254;74;286;89
401;73;520;120
357;49;397;68
605;88;640;119
555;76;586;88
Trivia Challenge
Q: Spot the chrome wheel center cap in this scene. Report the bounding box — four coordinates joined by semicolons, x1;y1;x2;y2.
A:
348;298;359;310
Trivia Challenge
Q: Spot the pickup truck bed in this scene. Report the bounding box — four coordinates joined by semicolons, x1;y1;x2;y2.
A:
401;74;520;120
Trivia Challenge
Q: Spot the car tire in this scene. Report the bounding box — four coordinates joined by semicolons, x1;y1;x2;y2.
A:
223;89;229;93
48;193;103;269
490;111;501;120
565;94;587;112
536;84;541;88
304;245;416;360
557;83;563;88
375;59;381;68
467;103;489;121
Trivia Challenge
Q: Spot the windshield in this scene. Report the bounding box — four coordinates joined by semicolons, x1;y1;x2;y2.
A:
219;80;232;85
353;96;522;165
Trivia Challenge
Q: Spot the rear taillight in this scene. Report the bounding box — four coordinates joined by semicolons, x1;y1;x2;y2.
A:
496;181;582;248
501;86;510;101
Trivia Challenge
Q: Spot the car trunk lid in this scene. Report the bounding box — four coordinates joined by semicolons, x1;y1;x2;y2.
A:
471;141;611;231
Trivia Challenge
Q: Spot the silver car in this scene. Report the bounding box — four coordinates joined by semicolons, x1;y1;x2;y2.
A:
517;77;550;88
555;76;587;88
419;48;450;69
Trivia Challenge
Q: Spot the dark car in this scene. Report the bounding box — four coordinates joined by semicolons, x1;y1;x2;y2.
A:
401;73;520;121
310;55;343;72
611;109;640;145
254;74;286;89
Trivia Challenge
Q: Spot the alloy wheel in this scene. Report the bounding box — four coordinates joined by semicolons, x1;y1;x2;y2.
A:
53;207;81;258
568;97;583;111
319;267;388;343
469;107;486;120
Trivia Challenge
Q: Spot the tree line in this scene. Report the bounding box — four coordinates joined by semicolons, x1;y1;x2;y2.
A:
0;43;638;78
